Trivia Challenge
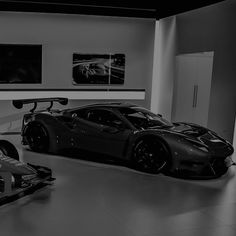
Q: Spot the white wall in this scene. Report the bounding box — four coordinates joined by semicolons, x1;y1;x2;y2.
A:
153;0;236;142
233;116;236;160
0;12;155;92
151;17;176;120
176;0;236;142
0;12;155;133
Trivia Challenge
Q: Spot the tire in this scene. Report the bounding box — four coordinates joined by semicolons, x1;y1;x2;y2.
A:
132;138;170;174
0;140;19;160
25;122;49;153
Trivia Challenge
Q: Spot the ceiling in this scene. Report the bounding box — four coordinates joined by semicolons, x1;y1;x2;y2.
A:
0;0;226;19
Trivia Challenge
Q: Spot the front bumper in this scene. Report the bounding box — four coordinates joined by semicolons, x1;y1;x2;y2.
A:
165;155;235;180
0;163;55;206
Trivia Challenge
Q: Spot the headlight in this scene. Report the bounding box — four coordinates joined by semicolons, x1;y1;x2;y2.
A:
185;137;209;152
226;140;233;145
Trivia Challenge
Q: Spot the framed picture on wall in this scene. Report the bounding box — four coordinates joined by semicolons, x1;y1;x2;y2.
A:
0;44;42;84
72;53;125;85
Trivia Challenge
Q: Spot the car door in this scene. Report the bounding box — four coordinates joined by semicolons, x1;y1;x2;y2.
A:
72;108;132;158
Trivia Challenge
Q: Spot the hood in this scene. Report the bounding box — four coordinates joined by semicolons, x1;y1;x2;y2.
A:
166;122;232;152
170;123;206;136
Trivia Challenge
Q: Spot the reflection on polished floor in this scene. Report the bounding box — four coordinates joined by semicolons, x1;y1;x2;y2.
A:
0;135;236;236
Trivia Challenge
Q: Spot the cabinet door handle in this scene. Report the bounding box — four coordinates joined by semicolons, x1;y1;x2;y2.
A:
192;85;198;108
194;85;198;108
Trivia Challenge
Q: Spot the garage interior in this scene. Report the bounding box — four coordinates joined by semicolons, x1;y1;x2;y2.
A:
0;0;236;236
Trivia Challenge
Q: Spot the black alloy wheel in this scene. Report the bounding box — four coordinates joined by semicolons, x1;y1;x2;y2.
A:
26;123;49;153
132;139;169;174
0;140;19;160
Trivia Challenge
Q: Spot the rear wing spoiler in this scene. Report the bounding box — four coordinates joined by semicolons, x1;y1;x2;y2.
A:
12;97;68;112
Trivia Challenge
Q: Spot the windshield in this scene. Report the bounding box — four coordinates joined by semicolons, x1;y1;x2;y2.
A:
118;106;173;129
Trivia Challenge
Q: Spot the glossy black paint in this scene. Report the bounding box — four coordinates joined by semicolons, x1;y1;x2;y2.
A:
13;98;234;179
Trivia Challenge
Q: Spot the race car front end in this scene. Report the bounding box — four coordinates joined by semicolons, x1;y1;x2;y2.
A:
165;127;235;179
0;152;55;206
167;148;234;179
204;141;235;178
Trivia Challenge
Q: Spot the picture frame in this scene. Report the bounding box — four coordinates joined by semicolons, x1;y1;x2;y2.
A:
0;44;42;84
72;53;125;85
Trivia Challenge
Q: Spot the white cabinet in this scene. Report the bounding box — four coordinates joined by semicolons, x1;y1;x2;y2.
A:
172;52;214;127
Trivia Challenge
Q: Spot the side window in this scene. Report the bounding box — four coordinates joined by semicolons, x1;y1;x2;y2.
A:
87;109;124;128
73;108;88;119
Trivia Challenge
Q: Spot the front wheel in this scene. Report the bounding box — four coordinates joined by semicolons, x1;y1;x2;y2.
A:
25;123;49;153
132;138;170;174
0;140;19;160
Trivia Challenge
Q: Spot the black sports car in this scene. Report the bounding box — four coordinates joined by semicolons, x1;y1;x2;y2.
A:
13;97;235;179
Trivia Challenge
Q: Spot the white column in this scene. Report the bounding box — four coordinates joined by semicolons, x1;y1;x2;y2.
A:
233;115;236;160
150;16;176;120
150;20;160;114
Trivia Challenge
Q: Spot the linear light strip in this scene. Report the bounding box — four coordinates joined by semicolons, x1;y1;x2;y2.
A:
0;0;156;12
0;91;145;100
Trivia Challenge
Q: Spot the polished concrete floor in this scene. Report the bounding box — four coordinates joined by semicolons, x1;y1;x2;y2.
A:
0;135;236;236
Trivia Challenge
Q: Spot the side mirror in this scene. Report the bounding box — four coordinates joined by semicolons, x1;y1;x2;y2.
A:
72;113;79;119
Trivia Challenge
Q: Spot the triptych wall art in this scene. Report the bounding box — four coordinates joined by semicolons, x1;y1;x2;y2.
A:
0;44;126;86
72;53;125;85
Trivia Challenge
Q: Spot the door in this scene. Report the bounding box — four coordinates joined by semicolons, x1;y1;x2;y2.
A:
172;52;214;127
73;108;132;158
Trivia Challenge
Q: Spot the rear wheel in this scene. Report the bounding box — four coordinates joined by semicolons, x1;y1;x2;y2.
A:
132;138;170;174
0;140;19;160
25;123;49;153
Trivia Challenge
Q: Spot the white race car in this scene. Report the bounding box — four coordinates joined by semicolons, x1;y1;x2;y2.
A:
0;139;54;206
